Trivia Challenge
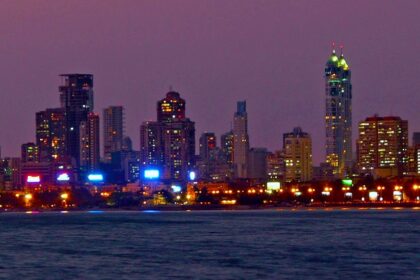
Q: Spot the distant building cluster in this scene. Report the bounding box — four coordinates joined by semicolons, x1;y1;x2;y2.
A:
0;47;420;202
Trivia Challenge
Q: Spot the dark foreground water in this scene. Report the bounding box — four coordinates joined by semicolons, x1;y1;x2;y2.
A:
0;209;419;280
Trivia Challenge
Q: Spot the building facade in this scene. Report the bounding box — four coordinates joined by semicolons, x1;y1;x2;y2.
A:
283;127;313;182
357;115;409;177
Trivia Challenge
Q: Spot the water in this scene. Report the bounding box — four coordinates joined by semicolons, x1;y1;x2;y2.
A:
0;209;419;280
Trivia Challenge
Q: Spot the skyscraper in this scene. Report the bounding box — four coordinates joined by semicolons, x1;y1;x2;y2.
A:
283;127;313;182
325;46;352;177
103;106;124;162
221;131;234;166
80;113;100;173
36;108;66;163
357;115;408;177
140;91;195;185
198;132;217;180
199;132;216;161
59;74;94;167
140;121;165;167
233;101;249;178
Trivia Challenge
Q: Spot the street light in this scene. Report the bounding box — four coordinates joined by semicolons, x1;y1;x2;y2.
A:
377;186;385;202
60;193;69;208
24;193;33;207
413;184;420;202
358;185;367;202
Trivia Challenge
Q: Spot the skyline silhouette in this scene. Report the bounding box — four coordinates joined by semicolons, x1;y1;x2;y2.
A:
0;0;419;165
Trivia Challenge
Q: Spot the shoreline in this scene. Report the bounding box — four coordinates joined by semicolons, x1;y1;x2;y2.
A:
1;202;420;213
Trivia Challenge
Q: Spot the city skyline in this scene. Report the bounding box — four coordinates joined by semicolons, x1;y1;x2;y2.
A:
0;1;420;165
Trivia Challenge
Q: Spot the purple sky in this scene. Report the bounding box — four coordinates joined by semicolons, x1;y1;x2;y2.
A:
0;0;419;164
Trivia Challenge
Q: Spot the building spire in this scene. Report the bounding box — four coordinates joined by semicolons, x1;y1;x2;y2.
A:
340;44;344;56
332;42;336;54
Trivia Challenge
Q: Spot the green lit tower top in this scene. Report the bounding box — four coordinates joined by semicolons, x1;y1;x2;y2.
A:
325;44;352;177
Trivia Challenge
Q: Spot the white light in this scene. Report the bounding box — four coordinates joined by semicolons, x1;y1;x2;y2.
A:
27;176;40;183
88;174;104;182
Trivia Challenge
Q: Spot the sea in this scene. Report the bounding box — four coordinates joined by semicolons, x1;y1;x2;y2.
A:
0;208;419;280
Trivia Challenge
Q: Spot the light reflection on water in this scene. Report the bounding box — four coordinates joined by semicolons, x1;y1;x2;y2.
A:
0;209;419;279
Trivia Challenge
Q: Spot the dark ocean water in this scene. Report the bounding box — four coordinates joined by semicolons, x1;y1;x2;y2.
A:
0;209;419;280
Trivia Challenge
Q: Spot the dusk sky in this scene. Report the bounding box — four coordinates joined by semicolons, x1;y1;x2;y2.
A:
0;0;419;164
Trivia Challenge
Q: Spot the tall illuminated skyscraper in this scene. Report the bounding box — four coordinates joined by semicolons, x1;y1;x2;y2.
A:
36;108;66;163
325;46;352;177
233;101;249;178
140;91;195;185
80;113;100;173
59;74;94;167
103;106;124;162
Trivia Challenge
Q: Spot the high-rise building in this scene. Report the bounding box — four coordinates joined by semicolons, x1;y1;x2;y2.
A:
357;115;408;177
21;143;39;163
140;121;165;167
80;113;100;173
103;106;124;162
36;108;66;163
199;132;216;161
59;74;94;167
283;127;313;182
325;46;352;177
198;132;217;179
221;131;234;165
233;101;249;178
140;91;195;185
162;120;195;182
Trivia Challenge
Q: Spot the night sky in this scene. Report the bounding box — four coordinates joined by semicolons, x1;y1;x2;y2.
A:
0;0;419;164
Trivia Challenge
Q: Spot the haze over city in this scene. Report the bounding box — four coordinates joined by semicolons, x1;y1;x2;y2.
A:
1;0;420;165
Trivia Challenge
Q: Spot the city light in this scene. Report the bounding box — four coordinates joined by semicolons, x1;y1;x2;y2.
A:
369;191;378;201
342;179;353;186
188;171;196;181
57;173;70;182
88;173;104;182
171;185;182;193
267;182;281;191
60;193;69;200
144;169;160;179
27;175;41;183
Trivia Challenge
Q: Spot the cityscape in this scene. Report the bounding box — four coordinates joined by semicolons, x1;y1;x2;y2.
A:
0;2;419;280
0;47;419;210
